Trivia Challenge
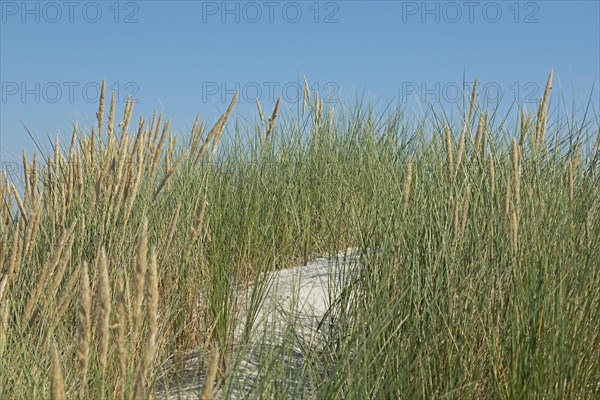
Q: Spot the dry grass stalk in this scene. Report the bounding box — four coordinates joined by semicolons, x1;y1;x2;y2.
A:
481;117;487;158
572;145;581;172
151;119;171;175
8;227;25;282
187;193;209;253
402;156;413;214
97;248;111;380
146;247;159;354
113;130;130;183
472;116;484;163
211;90;240;156
316;92;323;123
21;220;77;328
69;122;78;159
194;92;238;163
511;209;519;252
195;125;219;164
200;345;220;400
23;150;33;207
54;134;62;181
51;157;59;226
54;264;81;325
164;204;181;251
0;300;9;357
76;154;84;199
123;125;147;225
152;150;188;201
118;97;134;146
107;91;117;149
47;235;75;303
0;275;7;305
123;161;135;205
91;160;107;212
40;163;49;209
468;78;478;125
97;80;106;139
315;90;323;124
11;184;28;225
31;152;39;204
7;224;23;282
302;77;310;118
133;247;159;400
133;218;148;350
148;111;157;143
535;70;553;148
519;109;532;148
266;97;281;142
2;189;13;226
60;186;68;228
77;262;91;399
131;117;146;156
151;114;163;155
537;305;544;341
0;285;7;358
256;98;265;142
454;123;467;179
51;340;66;400
152;113;163;144
489;152;495;198
109;135;131;217
0;230;8;269
166;133;177;179
90;127;96;168
511;139;521;218
23;194;41;262
189;113;202;151
445;127;454;179
190;119;206;155
22;150;30;206
256;98;265;125
65;164;74;220
116;268;128;394
504;175;511;228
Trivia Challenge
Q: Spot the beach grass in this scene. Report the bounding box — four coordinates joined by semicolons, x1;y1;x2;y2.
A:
0;72;599;399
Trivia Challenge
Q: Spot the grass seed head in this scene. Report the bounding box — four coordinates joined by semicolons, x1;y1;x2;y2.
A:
77;262;91;398
97;248;111;378
445;127;454;178
51;341;66;400
266;97;282;142
468;78;478;124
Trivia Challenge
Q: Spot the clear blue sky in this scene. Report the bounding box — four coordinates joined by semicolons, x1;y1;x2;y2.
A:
1;0;599;165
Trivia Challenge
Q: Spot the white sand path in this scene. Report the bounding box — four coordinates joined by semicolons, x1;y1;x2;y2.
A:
158;248;360;399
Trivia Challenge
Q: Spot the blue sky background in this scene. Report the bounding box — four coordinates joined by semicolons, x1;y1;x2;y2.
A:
1;0;599;165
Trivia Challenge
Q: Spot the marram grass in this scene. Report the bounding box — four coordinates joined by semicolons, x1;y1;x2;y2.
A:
0;72;599;399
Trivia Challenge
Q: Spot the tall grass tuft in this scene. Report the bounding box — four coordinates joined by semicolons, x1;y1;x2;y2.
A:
0;73;598;399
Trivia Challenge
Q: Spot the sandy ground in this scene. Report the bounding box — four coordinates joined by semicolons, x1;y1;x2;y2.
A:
158;248;359;399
